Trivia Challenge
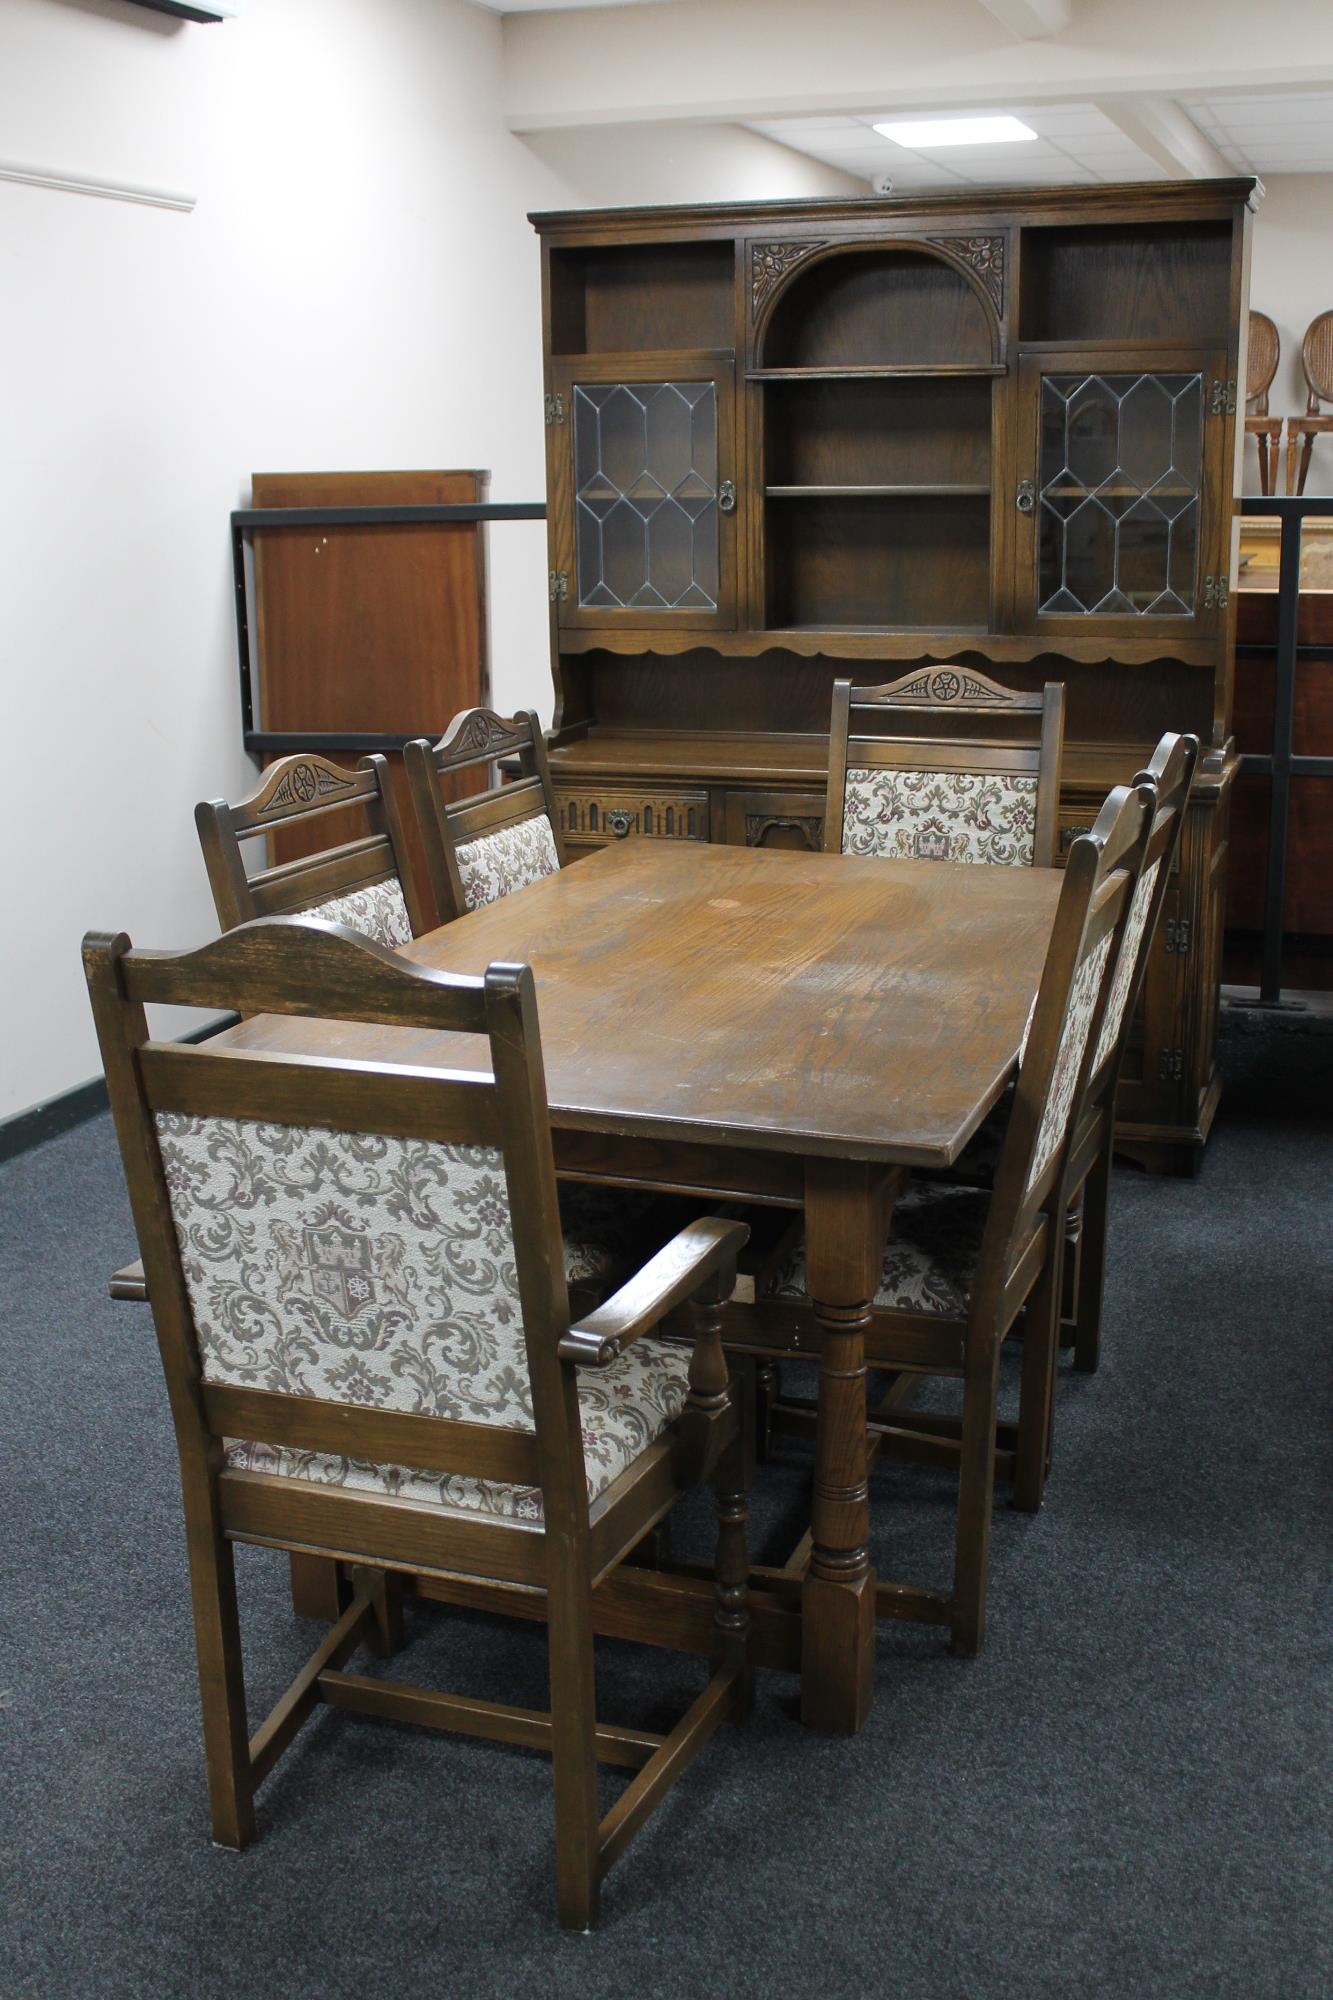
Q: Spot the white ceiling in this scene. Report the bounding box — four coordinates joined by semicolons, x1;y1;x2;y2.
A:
1184;92;1333;175
753;91;1333;189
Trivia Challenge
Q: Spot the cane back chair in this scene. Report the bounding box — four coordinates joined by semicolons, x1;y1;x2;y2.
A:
405;707;564;926
195;750;428;947
1287;309;1333;496
84;917;751;1931
725;781;1152;1657
824;667;1065;869
1244;311;1283;498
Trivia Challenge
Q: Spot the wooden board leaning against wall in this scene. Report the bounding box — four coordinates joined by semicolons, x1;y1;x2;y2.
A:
529;180;1261;1173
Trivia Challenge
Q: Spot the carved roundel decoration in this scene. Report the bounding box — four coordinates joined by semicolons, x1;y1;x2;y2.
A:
291;761;318;803
930;670;962;702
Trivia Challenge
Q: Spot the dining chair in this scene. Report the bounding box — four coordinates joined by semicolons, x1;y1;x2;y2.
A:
1060;733;1199;1374
84;915;751;1932
1286;309;1333;495
823;667;1065;868
921;733;1199;1377
195;750;429;946
725;780;1153;1657
1245;311;1284;498
404;706;564;926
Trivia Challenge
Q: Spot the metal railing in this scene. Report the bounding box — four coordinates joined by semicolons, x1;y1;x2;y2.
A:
1234;495;1333;1007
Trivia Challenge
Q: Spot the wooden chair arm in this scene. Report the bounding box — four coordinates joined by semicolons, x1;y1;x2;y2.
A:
109;1258;147;1302
558;1217;749;1367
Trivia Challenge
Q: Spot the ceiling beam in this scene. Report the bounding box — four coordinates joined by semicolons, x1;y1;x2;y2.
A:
1093;95;1233;178
975;0;1072;36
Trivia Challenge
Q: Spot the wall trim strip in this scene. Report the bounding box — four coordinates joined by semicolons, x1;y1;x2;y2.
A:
0;160;196;213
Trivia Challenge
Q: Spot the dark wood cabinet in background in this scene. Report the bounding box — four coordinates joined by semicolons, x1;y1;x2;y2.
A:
531;182;1259;1172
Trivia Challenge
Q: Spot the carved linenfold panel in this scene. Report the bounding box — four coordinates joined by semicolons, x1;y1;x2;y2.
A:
926;233;1006;318
259;759;357;817
751;240;827;313
557;787;710;845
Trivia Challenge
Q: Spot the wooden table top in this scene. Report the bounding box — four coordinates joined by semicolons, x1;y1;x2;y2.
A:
218;842;1062;1168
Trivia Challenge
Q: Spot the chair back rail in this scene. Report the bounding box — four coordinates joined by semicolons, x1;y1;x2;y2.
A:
82;919;591;1523
823;667;1065;868
404;706;565;926
195;751;427;942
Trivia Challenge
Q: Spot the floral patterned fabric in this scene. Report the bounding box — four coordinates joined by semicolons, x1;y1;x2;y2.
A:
154;1113;689;1523
1026;932;1114;1193
1092;858;1161;1074
766;1182;989;1318
456;814;559;913
307;877;414;949
842;767;1039;867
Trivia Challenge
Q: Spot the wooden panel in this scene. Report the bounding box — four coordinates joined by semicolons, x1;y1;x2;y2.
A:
1018;223;1233;344
550;242;735;355
761;249;994;369
250;469;490;904
765;494;990;629
763;378;992;489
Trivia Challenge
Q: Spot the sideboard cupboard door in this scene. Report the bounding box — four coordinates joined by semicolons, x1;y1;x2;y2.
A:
547;354;738;632
1013;348;1232;640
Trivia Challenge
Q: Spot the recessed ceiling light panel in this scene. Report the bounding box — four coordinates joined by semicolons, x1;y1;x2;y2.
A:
873;115;1038;149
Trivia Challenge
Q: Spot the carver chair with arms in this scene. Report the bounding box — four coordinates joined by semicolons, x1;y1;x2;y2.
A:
405;706;564;926
84;916;751;1932
724;781;1152;1657
823;667;1065;868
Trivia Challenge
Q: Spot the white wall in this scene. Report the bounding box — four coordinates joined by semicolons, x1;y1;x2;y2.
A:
522;121;865;204
1246;174;1333;495
0;0;856;1123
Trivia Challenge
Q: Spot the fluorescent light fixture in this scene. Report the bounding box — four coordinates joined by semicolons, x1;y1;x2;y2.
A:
873;114;1038;149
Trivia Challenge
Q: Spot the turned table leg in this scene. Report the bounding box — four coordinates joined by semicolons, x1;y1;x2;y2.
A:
800;1158;899;1733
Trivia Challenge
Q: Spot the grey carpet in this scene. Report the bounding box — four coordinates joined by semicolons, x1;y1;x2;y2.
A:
2;1007;1329;1999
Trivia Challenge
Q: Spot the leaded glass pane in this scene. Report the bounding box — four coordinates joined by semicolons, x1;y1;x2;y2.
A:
573;381;719;611
1037;373;1203;617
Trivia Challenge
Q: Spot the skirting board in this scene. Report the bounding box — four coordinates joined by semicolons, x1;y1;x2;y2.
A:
0;1014;239;1165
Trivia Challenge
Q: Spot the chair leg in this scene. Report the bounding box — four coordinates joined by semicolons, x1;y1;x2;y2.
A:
950;1328;1001;1657
1072;1144;1113;1374
361;1566;405;1659
1013;1244;1062;1514
754;1362;780;1461
184;1506;256;1849
545;1563;602;1931
713;1426;753;1718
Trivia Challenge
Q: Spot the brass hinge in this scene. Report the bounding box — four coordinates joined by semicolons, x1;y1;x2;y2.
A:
1203;574;1229;611
1209;378;1237;417
544;392;566;426
1165;916;1191;956
1158;1046;1185;1082
548;570;569;603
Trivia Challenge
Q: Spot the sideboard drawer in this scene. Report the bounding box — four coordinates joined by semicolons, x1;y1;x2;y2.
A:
556;785;710;849
721;789;825;851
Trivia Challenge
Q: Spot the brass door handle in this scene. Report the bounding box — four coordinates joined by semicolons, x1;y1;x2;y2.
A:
605;808;634;838
1015;480;1035;514
718;480;737;514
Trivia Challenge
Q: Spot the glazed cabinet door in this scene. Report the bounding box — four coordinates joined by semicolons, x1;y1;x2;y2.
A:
1012;348;1231;639
547;353;738;631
